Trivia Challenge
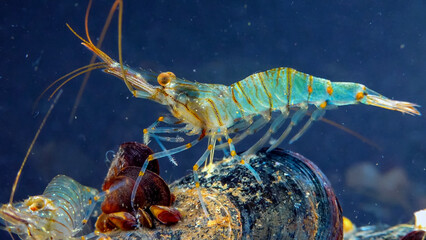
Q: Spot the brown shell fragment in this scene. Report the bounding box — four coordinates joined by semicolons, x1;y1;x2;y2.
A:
103;142;159;191
95;213;120;233
138;208;154;229
108;212;138;231
101;167;171;213
101;175;145;213
97;143;180;234
117;166;171;207
149;205;182;225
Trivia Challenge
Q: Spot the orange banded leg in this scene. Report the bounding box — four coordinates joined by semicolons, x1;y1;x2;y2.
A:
143;116;189;165
77;180;127;234
225;134;263;186
193;139;216;218
216;137;229;157
143;116;184;144
131;136;204;210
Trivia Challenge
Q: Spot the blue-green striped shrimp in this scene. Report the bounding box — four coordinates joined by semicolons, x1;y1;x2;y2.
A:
0;175;99;240
65;27;420;216
56;1;420;217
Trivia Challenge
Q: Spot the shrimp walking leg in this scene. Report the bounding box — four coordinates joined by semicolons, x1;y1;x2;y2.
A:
150;137;203;159
289;107;326;144
271;108;290;131
76;178;127;231
148;129;188;165
224;134;263;186
146;127;189;134
151;135;179;166
216;116;269;150
207;135;217;169
243;111;288;156
267;104;308;152
131;135;205;209
143;116;189;165
193;137;217;218
152;134;185;143
217;137;229;157
143;116;181;144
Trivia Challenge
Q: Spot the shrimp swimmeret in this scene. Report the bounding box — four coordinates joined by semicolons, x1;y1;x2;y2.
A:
47;0;420;217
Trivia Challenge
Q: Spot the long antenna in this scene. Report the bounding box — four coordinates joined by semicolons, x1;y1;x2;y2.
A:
69;0;122;123
118;0;133;93
319;117;381;151
9;90;63;204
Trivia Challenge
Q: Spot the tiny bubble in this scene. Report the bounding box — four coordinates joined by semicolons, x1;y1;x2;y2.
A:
248;22;251;26
74;116;78;119
193;69;196;72
25;54;28;58
400;44;405;49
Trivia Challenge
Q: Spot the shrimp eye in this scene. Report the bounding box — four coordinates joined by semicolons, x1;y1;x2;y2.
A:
157;72;176;86
29;198;45;211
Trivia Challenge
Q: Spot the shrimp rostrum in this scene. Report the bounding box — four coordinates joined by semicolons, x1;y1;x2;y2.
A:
59;5;420;215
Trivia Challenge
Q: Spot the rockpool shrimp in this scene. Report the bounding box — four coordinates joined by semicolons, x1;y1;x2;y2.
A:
44;0;420;217
0;91;118;239
0;175;100;240
1;91;91;239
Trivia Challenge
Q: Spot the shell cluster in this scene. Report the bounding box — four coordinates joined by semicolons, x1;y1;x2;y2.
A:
96;142;181;232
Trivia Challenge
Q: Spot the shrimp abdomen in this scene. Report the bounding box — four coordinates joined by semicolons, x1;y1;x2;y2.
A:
232;67;420;116
43;175;99;235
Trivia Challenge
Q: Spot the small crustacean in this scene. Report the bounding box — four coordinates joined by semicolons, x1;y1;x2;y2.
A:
95;142;181;233
0;175;99;240
0;91;106;239
0;91;93;240
45;0;420;216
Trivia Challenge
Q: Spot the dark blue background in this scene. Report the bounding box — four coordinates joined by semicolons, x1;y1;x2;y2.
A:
1;0;425;237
